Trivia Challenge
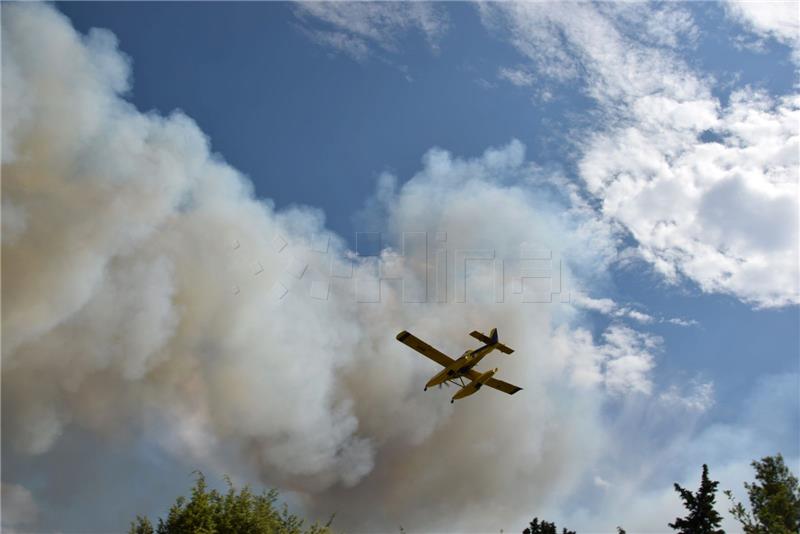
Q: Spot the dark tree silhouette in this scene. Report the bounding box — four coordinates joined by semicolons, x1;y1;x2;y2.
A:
668;464;724;534
523;517;576;534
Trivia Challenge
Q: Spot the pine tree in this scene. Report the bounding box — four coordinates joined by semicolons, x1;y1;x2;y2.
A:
725;454;800;534
668;464;724;534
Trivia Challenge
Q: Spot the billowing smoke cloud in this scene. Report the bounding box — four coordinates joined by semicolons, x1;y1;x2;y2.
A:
3;4;662;532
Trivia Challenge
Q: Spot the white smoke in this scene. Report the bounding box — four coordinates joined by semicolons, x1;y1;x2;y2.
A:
3;4;663;532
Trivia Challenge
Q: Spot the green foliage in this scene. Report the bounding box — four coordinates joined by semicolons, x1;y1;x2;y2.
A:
522;517;576;534
128;473;333;534
668;464;724;534
130;516;155;534
725;454;800;534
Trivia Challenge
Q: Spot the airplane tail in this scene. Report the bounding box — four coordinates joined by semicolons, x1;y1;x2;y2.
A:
470;328;514;354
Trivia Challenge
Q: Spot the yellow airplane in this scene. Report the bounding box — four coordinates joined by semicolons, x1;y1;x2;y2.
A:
396;328;522;403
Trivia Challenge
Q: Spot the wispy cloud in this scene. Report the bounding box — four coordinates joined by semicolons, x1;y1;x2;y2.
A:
296;25;370;62
498;66;535;87
294;2;448;61
572;292;697;327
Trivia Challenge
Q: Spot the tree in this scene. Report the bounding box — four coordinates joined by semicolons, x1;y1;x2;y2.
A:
725;454;800;534
128;472;333;534
668;464;724;534
130;517;154;534
522;517;576;534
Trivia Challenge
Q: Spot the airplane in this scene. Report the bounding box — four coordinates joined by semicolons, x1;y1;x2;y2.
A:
395;328;522;403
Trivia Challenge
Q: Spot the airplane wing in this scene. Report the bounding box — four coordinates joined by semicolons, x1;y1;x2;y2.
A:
485;377;522;395
396;331;455;368
464;369;522;395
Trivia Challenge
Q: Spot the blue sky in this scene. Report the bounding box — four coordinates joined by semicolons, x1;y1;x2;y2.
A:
3;2;799;532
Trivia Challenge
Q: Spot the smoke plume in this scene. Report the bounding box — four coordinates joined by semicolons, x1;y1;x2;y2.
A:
2;4;656;532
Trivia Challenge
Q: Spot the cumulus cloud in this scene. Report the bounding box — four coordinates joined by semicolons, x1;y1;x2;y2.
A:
2;5;668;532
580;89;799;308
480;2;800;308
294;2;448;61
549;324;659;396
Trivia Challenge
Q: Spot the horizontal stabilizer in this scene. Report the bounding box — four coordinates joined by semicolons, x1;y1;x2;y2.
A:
495;343;514;355
469;330;492;344
469;330;514;354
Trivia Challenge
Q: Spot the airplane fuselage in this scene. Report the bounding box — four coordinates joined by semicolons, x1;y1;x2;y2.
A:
396;327;520;403
424;342;497;389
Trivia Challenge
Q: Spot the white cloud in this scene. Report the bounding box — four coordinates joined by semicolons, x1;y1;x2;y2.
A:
726;0;800;60
621;308;654;324
667;317;699;327
581;89;800;308
294;2;448;60
481;2;800;309
599;2;700;49
572;292;698;326
571;293;617;314
479;2;710;105
552;323;659;395
498;66;535;87
600;325;659;395
660;380;716;413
